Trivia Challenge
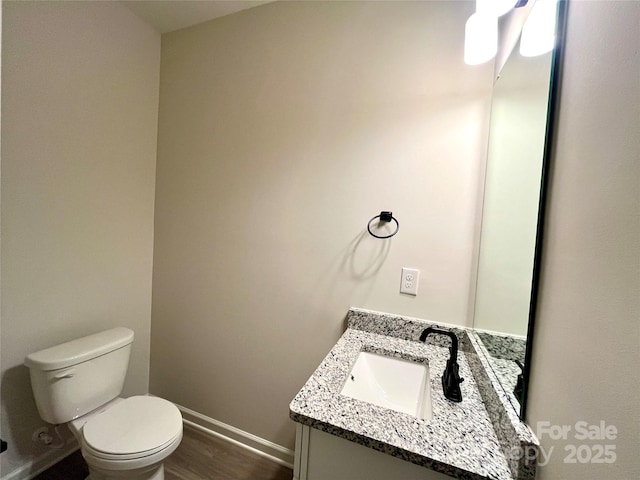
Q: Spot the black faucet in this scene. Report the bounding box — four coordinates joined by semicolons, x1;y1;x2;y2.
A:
513;360;524;404
419;327;464;403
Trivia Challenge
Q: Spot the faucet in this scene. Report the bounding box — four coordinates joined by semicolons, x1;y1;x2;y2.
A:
419;327;464;403
513;360;524;404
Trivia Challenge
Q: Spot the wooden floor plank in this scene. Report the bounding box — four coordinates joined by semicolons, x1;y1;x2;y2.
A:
33;426;293;480
32;449;88;480
165;427;292;480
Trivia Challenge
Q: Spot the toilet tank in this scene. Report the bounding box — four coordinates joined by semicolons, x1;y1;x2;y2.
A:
24;327;134;424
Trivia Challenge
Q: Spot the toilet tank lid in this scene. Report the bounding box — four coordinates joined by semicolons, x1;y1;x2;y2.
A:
25;327;134;371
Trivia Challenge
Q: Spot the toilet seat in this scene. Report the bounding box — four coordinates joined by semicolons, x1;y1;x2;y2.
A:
82;396;182;460
82;431;182;473
83;431;181;461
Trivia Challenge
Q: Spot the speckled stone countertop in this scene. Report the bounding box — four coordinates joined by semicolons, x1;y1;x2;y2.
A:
488;358;520;401
289;311;519;480
473;331;527;414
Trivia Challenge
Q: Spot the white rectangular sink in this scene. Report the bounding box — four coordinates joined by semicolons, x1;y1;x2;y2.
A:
340;351;432;421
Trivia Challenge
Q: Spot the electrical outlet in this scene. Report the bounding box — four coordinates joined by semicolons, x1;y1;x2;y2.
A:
400;267;419;295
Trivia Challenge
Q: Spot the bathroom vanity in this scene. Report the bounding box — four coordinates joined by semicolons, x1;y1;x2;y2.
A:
290;308;538;480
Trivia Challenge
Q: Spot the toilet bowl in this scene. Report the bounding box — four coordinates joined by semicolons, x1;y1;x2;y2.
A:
24;327;183;480
69;396;183;480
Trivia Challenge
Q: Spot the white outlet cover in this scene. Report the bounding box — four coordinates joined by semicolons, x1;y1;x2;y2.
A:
401;268;419;295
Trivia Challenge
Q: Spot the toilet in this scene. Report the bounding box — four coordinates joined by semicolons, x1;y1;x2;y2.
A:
25;327;182;480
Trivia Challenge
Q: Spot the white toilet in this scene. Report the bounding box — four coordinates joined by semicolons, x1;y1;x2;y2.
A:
25;327;182;480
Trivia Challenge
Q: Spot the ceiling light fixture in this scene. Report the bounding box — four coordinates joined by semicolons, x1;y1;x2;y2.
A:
464;13;498;65
520;0;559;57
476;0;519;18
464;0;531;65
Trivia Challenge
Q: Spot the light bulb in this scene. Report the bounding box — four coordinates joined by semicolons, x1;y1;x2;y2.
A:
465;13;498;65
520;0;559;57
477;0;518;18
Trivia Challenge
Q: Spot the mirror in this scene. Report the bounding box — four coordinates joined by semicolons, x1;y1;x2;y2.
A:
472;1;567;418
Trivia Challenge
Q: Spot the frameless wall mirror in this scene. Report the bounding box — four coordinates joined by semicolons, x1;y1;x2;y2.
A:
472;0;567;419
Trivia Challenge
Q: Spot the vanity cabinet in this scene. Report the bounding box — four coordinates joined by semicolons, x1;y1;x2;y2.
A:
290;314;537;480
293;424;451;480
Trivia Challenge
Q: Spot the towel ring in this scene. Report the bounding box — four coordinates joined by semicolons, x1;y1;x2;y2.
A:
367;211;399;239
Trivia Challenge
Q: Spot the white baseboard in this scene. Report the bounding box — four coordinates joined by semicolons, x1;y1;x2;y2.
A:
0;441;78;480
175;402;295;469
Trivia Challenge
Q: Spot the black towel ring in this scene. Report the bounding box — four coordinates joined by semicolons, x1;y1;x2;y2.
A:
367;211;399;239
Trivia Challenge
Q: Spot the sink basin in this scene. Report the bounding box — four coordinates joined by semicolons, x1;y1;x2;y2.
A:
340;351;432;421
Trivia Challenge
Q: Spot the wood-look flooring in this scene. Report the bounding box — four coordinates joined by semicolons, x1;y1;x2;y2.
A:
33;426;293;480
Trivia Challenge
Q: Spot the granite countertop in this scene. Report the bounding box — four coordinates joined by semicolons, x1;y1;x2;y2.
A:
474;332;527;415
289;327;515;480
488;357;520;397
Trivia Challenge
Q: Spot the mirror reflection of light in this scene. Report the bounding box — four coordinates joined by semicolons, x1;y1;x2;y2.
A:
464;13;498;65
477;0;518;18
520;0;559;57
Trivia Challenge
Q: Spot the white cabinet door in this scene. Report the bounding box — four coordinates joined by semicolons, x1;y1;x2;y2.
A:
294;425;452;480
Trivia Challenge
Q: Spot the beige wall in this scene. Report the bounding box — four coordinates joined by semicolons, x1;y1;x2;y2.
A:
151;0;493;449
529;1;640;479
0;1;160;478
